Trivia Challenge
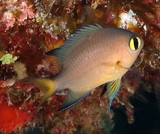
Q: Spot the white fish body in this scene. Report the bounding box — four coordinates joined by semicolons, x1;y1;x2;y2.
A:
55;28;142;93
28;25;144;110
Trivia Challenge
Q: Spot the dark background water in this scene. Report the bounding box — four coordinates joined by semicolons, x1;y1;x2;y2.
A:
112;85;160;134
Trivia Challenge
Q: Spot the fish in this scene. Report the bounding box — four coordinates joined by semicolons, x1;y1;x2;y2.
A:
26;24;144;111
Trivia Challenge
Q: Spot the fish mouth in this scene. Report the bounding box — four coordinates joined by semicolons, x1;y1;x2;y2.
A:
116;61;130;70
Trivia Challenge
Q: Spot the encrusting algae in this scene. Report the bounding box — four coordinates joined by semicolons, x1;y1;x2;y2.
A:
0;0;160;133
0;53;18;65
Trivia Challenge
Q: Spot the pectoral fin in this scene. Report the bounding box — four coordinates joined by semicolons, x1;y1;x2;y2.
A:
59;90;90;111
107;79;121;110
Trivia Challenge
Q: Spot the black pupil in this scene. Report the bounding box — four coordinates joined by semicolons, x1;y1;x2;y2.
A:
133;37;139;50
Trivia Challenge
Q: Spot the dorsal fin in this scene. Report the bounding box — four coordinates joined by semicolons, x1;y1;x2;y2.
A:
46;24;102;62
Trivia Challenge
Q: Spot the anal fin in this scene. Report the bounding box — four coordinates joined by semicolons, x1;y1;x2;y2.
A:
59;90;90;111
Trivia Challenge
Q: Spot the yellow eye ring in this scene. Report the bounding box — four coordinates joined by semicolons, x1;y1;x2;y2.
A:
129;36;141;51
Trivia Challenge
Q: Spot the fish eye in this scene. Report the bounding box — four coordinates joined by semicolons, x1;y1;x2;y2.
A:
129;36;141;51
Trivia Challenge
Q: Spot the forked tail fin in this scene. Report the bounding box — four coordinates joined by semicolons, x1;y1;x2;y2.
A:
21;78;56;106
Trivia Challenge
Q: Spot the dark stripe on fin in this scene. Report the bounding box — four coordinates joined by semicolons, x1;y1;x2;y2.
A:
101;84;107;97
46;24;102;63
58;90;90;111
107;79;121;111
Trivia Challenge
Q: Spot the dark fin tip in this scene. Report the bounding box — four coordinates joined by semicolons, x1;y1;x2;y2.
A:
101;84;107;97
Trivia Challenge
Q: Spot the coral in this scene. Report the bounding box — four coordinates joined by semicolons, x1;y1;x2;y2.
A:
0;0;159;133
0;0;35;30
35;55;61;77
119;9;138;29
13;61;28;80
0;95;34;132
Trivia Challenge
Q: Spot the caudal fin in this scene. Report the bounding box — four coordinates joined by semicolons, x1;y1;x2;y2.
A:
21;78;56;106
